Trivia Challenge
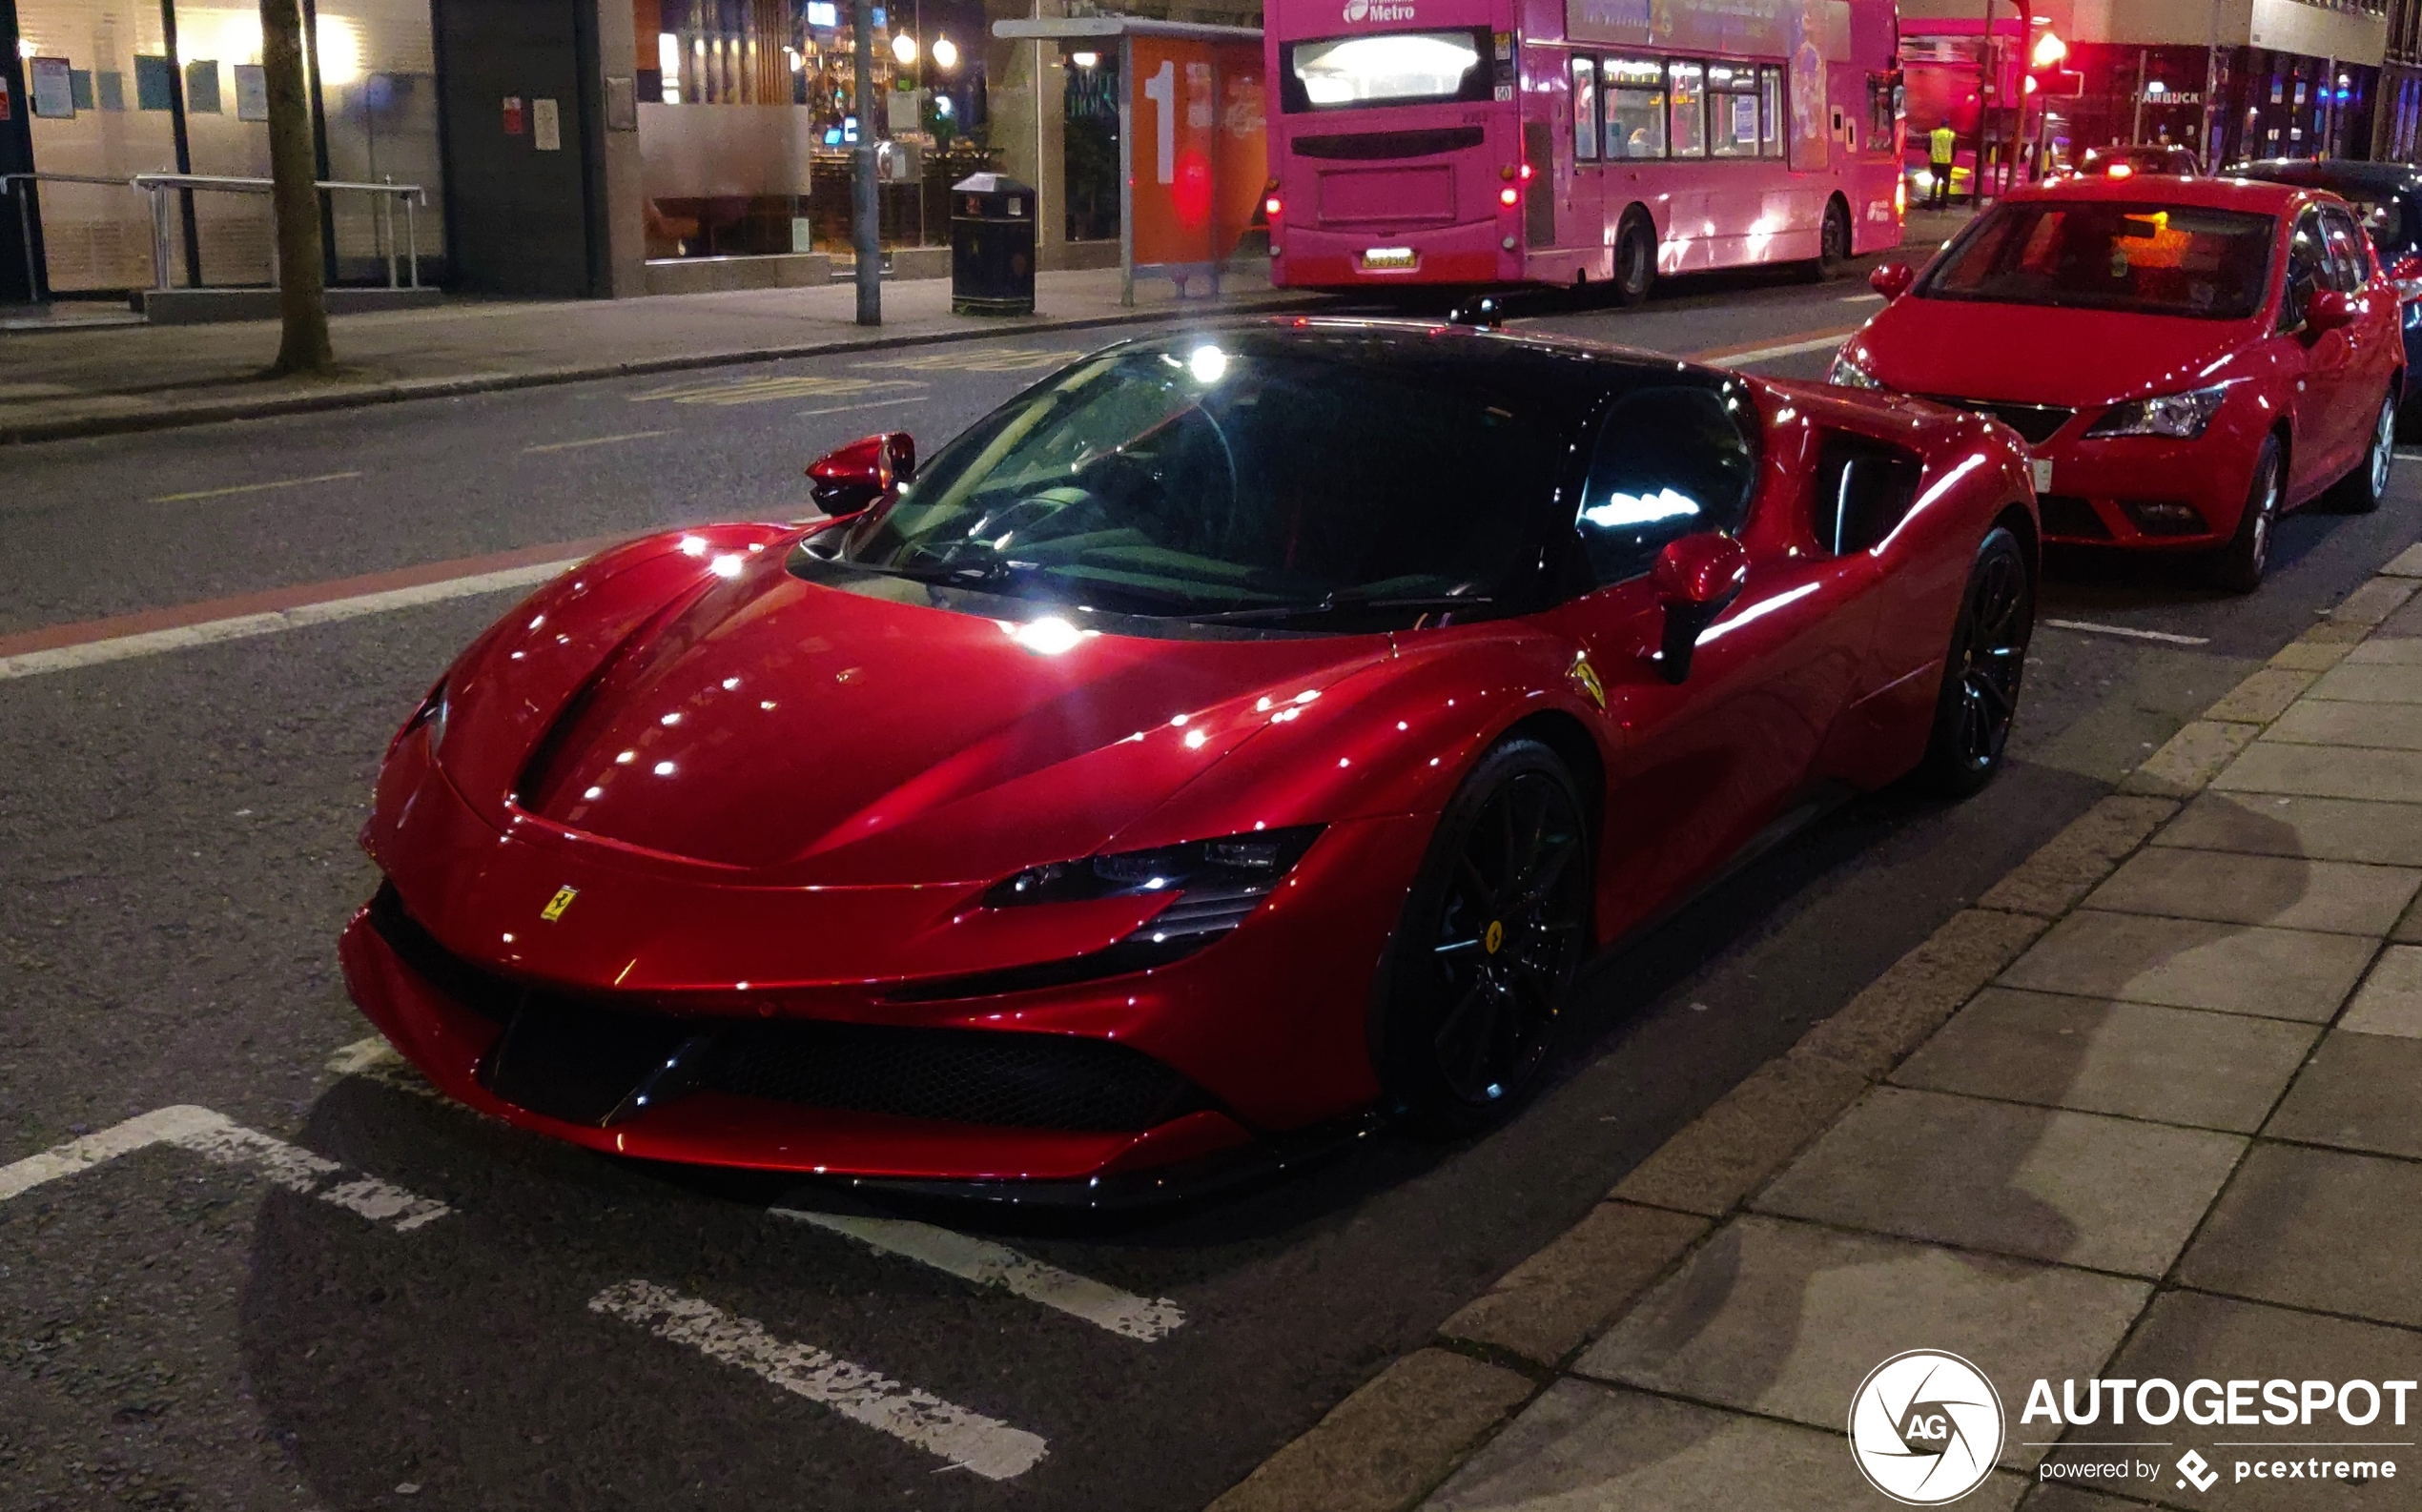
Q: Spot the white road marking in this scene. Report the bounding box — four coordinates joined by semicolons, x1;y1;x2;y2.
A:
798;397;926;419
632;375;921;405
0;1105;448;1231
1711;334;1853;367
146;469;363;503
0;559;578;682
1839;292;1885;302
589;1279;1048;1480
772;1209;1186;1341
523;429;670;454
2040;617;2212;646
328;1035;439;1098
852;348;1080;374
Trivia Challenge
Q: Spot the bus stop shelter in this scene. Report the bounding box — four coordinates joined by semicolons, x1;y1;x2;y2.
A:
991;15;1264;305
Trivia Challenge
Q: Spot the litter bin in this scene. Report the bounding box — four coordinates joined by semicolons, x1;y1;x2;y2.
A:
951;173;1037;316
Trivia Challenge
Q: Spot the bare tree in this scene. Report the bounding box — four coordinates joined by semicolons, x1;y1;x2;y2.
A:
260;0;332;374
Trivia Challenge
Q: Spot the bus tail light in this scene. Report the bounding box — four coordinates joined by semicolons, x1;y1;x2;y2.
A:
1500;185;1520;207
1263;194;1283;219
1519;162;1534;181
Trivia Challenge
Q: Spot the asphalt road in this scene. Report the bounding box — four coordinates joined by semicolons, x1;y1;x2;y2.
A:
4;264;2420;1512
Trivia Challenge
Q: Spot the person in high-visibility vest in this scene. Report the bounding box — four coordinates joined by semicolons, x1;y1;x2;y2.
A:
1928;124;1958;208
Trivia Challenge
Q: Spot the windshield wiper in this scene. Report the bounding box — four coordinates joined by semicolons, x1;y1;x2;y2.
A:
1176;592;1495;625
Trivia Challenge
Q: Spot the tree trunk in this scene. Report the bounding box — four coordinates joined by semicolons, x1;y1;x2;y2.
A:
261;0;333;374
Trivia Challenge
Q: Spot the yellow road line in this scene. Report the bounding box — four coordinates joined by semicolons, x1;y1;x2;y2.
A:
147;470;363;503
523;430;671;454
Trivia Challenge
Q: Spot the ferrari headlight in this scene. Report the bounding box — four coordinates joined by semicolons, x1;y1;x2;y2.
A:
1829;348;1885;390
987;827;1323;909
393;677;447;756
2084;383;2231;439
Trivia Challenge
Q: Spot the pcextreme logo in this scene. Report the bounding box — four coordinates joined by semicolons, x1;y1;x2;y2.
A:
1341;0;1417;21
1848;1351;2005;1504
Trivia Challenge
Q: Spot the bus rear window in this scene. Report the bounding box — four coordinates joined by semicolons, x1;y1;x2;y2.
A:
1282;29;1493;112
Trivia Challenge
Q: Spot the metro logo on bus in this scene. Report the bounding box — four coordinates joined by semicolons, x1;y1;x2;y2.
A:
1341;0;1418;22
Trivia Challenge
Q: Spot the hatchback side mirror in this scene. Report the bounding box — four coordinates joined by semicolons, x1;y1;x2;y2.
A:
2305;288;2357;336
1869;261;1916;301
807;431;916;516
1649;534;1750;684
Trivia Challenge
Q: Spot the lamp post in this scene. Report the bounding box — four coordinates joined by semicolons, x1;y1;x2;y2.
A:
853;0;880;324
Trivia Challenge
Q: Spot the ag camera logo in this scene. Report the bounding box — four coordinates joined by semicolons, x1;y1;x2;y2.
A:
1850;1351;2005;1504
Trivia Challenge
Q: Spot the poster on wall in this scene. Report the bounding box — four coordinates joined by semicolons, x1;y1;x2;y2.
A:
30;57;76;119
1128;35;1262;273
534;97;562;151
234;64;268;121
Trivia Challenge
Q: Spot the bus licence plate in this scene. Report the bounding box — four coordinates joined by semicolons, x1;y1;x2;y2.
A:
1361;247;1417;271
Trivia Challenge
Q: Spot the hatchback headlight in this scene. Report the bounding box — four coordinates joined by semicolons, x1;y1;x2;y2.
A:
1829;348;1885;390
2084;383;2231;439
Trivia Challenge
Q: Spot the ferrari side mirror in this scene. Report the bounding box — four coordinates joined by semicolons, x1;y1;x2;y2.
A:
1648;534;1750;684
807;431;917;516
1869;261;1916;301
2305;288;2356;336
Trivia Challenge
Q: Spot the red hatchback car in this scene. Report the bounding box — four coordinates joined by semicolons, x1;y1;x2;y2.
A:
1834;174;2402;589
342;322;2038;1203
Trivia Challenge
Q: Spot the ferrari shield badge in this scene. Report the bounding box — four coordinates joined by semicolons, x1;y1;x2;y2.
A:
1570;654;1606;709
540;886;579;923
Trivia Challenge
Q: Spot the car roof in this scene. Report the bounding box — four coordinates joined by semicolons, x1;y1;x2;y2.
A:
2232;157;2422;195
2003;173;2313;213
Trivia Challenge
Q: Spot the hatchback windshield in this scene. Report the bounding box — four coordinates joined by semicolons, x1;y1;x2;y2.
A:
1919;200;2275;318
811;333;1590;627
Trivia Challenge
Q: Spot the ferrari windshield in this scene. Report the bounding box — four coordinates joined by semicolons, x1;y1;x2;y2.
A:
813;332;1588;626
1918;201;2275;319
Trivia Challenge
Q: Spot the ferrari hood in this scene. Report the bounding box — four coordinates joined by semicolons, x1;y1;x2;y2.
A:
1857;297;2256;410
499;556;1390;884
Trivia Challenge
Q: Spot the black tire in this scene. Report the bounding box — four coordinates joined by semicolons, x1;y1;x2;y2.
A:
1915;526;2033;797
2209;435;2285;593
1801;197;1852;282
2328;391;2396;514
1612;213;1656;306
1373;739;1593;1134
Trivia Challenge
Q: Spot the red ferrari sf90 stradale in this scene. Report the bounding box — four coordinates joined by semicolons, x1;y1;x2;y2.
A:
340;320;2038;1203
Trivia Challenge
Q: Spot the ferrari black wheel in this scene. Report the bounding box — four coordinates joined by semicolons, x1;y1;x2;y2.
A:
1376;739;1592;1133
1916;525;2032;797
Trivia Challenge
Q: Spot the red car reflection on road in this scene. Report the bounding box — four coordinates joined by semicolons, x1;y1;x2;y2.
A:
340;322;2040;1203
1835;174;2402;589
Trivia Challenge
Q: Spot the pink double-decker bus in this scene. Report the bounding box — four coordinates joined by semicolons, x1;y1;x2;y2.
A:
1265;0;1907;297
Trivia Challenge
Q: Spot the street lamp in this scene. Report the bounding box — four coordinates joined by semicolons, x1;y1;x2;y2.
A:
892;31;917;66
931;34;957;71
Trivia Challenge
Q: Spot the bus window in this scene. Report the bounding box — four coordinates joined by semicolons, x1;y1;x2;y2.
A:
1572;57;1600;161
1668;60;1708;157
1759;66;1783;155
1709;62;1759;157
1605;56;1666;158
1281;30;1492;112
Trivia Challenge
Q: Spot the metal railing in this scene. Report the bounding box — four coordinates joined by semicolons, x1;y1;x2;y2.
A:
2;170;426;299
131;173;427;293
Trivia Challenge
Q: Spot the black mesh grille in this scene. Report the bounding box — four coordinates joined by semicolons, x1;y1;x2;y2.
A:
2038;494;2113;540
1925;396;2076;445
1292;126;1485;159
710;1021;1202;1133
365;882;1204;1133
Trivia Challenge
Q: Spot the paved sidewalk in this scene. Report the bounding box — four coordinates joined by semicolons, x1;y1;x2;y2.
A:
1212;547;2422;1512
0;261;1303;444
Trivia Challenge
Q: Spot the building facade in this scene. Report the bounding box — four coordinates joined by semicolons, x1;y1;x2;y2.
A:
0;0;1256;303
